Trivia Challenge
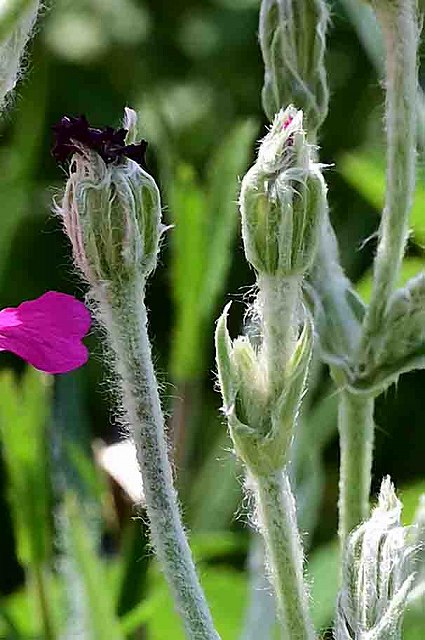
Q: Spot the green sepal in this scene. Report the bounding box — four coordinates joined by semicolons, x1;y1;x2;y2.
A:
271;311;314;452
215;303;238;411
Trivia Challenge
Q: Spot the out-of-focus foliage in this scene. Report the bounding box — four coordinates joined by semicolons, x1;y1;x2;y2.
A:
0;0;424;637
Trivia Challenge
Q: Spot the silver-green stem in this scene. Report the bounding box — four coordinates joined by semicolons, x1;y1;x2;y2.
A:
96;278;220;640
253;470;315;640
337;391;374;544
360;0;418;359
258;273;302;394
239;535;276;640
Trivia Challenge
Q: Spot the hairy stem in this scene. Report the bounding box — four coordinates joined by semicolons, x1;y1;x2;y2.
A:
337;391;375;544
96;279;219;640
360;0;418;360
253;470;315;640
239;535;276;640
258;273;302;394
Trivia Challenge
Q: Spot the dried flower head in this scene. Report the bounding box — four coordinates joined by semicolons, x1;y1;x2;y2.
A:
52;114;148;167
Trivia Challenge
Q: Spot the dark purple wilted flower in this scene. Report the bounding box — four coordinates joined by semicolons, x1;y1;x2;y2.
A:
52;114;148;167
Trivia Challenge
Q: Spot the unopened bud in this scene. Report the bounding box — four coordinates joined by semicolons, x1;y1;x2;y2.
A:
335;478;416;640
56;110;163;287
240;107;326;277
215;303;313;475
259;0;329;131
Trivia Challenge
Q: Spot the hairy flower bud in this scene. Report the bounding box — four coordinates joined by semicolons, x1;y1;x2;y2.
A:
335;478;417;640
259;0;329;131
57;110;163;287
240;107;326;277
0;0;40;107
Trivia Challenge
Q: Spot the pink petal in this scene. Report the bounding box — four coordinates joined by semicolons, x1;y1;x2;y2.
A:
0;292;91;374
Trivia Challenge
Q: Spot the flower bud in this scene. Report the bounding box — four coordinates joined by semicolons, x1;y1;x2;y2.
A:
335;478;416;640
0;0;40;107
259;0;329;131
352;272;425;395
240;107;326;277
57;110;163;287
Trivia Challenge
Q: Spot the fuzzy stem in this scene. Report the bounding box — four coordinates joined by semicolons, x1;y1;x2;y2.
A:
258;273;302;393
239;535;276;640
253;470;315;640
96;278;219;640
360;0;418;359
337;390;375;544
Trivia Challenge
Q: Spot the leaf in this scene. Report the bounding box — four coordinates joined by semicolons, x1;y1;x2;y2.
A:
308;540;339;631
0;368;52;567
202;119;258;320
356;257;425;304
339;153;425;247
169;163;208;379
0;589;36;638
0;47;48;283
64;494;125;640
189;432;241;532
169;120;257;381
147;565;248;640
399;481;425;526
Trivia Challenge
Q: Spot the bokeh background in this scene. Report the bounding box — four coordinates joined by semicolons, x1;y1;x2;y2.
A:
0;0;424;638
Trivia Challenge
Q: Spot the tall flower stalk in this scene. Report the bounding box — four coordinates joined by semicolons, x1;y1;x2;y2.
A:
216;107;326;639
259;0;422;554
338;0;419;544
56;110;219;640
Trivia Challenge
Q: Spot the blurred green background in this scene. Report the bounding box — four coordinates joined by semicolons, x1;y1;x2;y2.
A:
0;0;424;638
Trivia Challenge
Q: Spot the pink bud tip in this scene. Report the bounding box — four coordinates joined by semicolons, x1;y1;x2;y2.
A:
0;292;91;374
283;115;294;130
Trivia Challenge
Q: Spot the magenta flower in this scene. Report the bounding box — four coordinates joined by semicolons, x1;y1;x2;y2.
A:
0;291;91;374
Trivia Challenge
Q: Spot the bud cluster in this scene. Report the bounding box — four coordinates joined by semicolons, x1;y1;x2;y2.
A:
215;303;313;475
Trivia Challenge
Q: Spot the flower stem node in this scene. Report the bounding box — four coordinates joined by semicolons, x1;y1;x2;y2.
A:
215;302;313;476
240;107;326;278
58;109;163;288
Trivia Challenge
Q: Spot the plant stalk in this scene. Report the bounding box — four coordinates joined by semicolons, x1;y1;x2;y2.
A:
337;390;375;544
253;470;315;640
258;273;302;394
360;0;418;358
96;278;220;640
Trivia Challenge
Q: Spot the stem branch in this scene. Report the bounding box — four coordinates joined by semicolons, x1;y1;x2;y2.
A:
360;0;418;358
337;391;375;544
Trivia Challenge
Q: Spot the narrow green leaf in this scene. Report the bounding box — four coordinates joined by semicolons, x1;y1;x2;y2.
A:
356;257;425;304
0;368;51;567
339;153;425;246
64;494;125;640
169;163;208;379
308;540;339;631
169;120;257;380
202;119;258;319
